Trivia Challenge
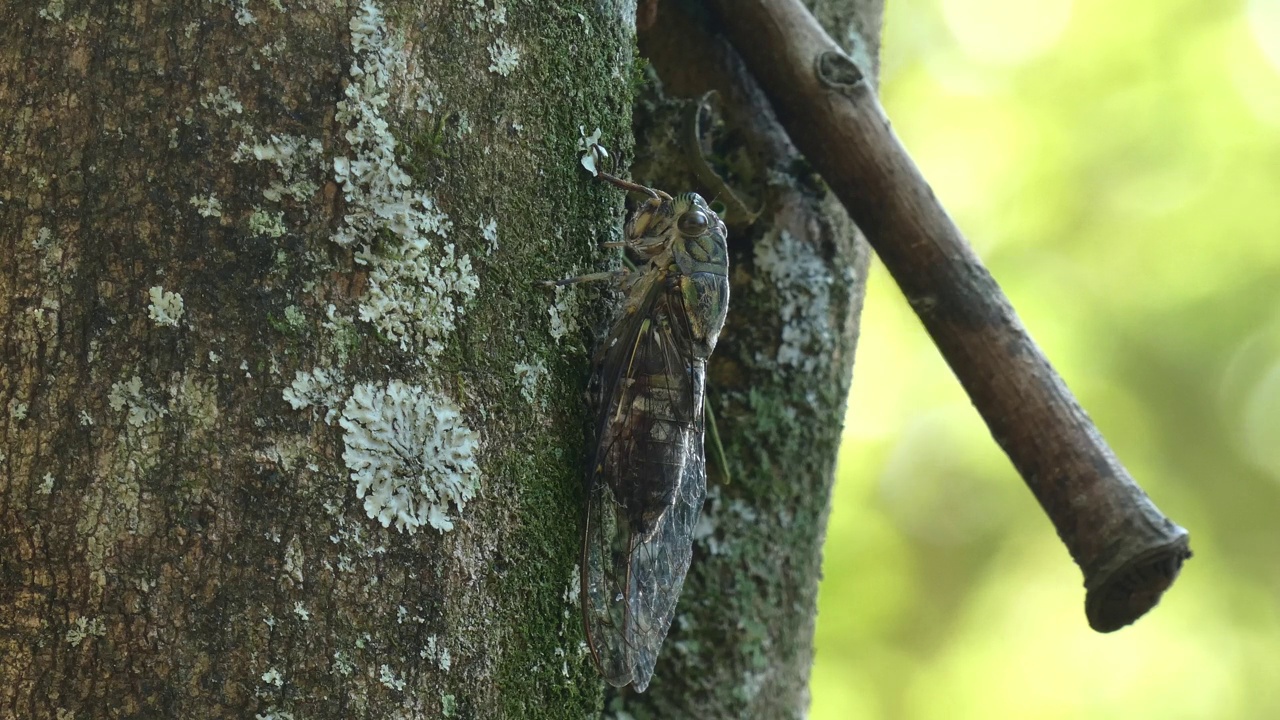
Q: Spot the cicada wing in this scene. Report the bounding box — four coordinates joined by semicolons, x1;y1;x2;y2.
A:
581;474;639;687
579;272;664;689
580;272;708;691
580;402;708;693
624;417;707;692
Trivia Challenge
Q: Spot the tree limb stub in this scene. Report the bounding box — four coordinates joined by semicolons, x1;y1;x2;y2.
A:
710;0;1191;632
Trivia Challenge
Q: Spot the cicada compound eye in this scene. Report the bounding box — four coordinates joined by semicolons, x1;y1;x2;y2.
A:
677;210;709;237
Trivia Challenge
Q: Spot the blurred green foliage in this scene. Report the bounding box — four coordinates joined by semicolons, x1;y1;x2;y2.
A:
811;0;1280;717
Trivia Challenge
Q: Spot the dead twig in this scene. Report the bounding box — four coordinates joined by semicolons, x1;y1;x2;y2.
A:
709;0;1190;632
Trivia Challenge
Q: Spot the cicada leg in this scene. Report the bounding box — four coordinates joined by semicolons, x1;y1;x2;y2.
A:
540;269;629;288
705;394;731;485
596;171;664;200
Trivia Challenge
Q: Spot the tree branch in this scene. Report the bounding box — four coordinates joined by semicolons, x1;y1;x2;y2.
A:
709;0;1191;632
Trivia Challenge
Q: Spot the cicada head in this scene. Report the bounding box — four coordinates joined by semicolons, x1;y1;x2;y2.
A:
624;191;728;264
670;192;728;273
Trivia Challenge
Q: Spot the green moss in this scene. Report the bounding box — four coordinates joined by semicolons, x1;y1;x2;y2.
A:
309;2;641;715
399;112;452;177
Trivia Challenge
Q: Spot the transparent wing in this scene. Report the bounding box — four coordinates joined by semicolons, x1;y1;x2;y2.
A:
622;406;705;692
581;269;708;692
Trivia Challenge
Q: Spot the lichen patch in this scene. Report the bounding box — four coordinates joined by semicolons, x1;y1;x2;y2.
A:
487;39;520;77
147;286;185;328
547;284;579;344
513;359;546;405
357;240;478;356
338;381;480;534
333;1;479;358
753;229;836;372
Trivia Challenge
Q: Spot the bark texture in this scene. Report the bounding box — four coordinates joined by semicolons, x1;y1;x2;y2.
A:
0;0;880;717
2;1;636;717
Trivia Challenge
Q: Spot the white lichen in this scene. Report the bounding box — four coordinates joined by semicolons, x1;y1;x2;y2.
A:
38;0;64;21
38;473;55;495
487;39;520;76
454;110;472;137
282;367;345;425
358;241;478;356
188;194;223;218
333;1;478;358
25;298;60;352
8;398;28;421
414;80;444;115
753;229;835;372
548;285;579;343
514;359;546;405
283;535;305;582
201;85;244;117
467;0;507;29
33;226;53;249
378;664;405;691
282;305;305;330
481;217;498;251
339;381;480;534
261;668;284;687
422;634;452;671
564;565;581;607
333;650;355;676
292;601;311;621
334;3;437;238
248;208;287;238
147;286;185;327
165;372;220;435
64;616;105;646
108;376;167;427
235;134;323;203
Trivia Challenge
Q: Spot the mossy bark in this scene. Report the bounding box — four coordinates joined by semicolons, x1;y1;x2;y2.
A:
2;1;633;717
1;0;880;718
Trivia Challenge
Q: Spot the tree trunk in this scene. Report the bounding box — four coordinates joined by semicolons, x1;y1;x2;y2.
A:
0;0;879;717
617;1;880;717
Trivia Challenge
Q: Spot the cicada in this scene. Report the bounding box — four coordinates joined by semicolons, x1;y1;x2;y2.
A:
552;170;729;692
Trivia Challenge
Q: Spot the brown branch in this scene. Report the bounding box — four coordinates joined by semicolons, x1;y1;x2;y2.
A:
708;0;1191;632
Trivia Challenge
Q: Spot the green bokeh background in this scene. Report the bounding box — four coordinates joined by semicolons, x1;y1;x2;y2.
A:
811;0;1280;717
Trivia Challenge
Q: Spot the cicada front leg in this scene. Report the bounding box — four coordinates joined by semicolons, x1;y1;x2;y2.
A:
539;269;629;288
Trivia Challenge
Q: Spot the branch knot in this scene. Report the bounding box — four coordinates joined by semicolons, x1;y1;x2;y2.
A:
814;50;865;97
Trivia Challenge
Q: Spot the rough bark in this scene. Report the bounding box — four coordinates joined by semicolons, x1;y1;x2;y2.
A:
2;1;635;717
0;0;880;718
